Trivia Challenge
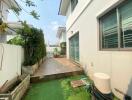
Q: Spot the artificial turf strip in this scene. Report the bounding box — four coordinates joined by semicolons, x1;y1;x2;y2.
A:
23;80;64;100
23;75;91;100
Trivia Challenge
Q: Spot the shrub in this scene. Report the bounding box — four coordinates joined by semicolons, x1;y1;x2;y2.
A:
8;24;46;66
23;27;46;66
7;35;25;46
60;42;66;55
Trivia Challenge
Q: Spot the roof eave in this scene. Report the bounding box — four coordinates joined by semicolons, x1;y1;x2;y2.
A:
8;0;21;9
58;0;70;16
14;0;21;9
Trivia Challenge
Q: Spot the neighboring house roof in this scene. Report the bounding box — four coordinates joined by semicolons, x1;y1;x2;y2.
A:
3;0;20;9
4;22;23;35
49;45;59;47
56;27;66;38
7;22;33;29
7;22;33;35
8;22;23;29
13;0;20;9
58;0;70;16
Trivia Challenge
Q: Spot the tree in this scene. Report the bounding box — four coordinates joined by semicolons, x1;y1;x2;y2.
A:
8;23;47;66
11;0;40;20
0;0;42;33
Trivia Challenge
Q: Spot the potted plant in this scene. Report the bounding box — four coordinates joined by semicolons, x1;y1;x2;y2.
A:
0;18;8;33
53;48;60;58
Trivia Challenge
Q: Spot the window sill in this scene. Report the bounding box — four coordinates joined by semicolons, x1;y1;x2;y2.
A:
100;48;132;51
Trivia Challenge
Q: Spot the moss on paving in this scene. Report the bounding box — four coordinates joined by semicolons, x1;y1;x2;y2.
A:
23;75;91;100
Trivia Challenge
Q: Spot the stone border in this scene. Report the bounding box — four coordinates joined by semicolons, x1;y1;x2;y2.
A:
31;70;84;83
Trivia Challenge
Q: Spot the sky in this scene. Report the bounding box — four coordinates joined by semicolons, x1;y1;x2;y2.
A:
8;0;66;45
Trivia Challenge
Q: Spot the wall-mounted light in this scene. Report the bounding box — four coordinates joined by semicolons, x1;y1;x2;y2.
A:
71;31;73;34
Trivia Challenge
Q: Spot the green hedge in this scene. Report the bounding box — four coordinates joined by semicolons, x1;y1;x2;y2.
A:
23;27;46;66
60;42;66;55
8;26;46;66
7;35;25;46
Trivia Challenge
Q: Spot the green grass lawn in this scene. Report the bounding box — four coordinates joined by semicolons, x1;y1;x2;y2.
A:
23;75;91;100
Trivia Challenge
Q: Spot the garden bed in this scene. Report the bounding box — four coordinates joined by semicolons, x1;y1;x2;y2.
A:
0;75;30;100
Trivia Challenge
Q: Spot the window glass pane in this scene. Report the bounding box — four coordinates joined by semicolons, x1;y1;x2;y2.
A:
69;33;79;62
74;33;79;61
119;0;132;48
69;39;74;60
101;11;118;48
71;0;78;12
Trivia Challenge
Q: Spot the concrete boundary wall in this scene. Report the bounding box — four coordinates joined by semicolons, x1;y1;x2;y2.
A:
0;43;24;90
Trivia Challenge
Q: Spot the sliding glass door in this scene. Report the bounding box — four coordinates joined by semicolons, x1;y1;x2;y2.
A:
69;32;79;62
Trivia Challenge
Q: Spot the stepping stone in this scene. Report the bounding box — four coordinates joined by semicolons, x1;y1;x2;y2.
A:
71;80;85;88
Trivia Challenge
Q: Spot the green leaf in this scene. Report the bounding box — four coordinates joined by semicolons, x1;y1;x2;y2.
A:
30;10;40;20
11;6;21;15
26;0;36;7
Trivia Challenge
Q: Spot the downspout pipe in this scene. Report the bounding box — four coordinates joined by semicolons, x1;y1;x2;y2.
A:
0;44;4;70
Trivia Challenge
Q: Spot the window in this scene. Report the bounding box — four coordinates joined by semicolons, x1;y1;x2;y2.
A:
100;0;132;50
101;10;118;48
69;32;79;62
71;0;78;12
119;1;132;48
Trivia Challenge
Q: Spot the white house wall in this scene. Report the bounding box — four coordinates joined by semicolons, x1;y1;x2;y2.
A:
60;32;66;43
66;0;132;99
0;34;7;43
66;0;92;30
1;1;9;21
0;44;24;89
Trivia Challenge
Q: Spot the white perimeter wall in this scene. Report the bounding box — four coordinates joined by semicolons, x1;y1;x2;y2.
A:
66;0;132;99
0;43;24;88
46;46;61;57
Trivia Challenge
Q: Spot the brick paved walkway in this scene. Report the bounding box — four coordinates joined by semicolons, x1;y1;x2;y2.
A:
54;58;77;67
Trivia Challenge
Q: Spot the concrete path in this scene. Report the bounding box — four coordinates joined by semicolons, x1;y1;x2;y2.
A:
34;58;83;77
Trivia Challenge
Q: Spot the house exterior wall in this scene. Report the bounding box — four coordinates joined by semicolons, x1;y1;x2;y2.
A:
0;0;19;21
0;34;7;43
0;44;24;90
59;32;66;43
0;1;9;42
0;1;20;43
65;0;132;99
0;1;9;21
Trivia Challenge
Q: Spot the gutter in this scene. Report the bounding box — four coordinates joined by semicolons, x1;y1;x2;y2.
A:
58;0;70;16
58;0;62;15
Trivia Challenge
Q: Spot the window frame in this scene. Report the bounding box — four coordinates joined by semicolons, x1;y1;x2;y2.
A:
99;0;132;51
69;31;80;62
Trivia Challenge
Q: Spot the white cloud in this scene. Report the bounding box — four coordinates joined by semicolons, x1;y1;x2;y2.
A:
50;21;59;31
44;20;65;45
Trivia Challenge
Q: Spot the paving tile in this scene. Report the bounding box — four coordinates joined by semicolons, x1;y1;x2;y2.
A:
33;58;83;77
